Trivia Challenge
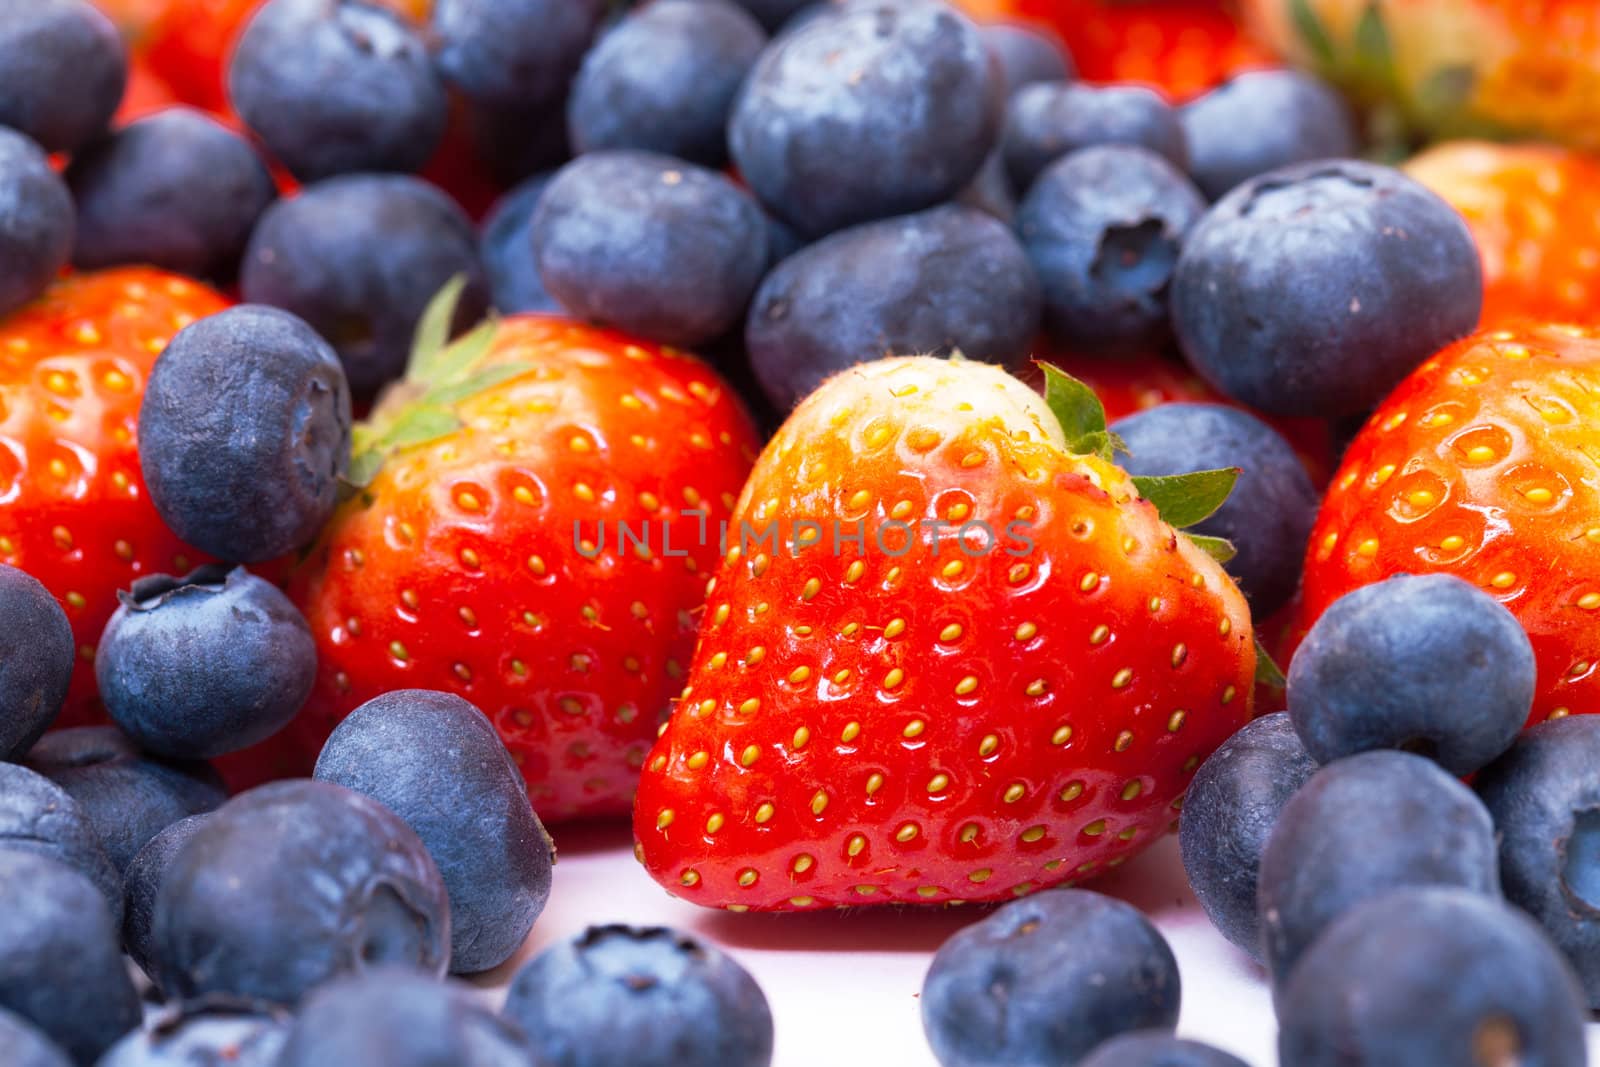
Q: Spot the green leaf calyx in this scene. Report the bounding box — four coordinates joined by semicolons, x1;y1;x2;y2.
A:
342;276;506;492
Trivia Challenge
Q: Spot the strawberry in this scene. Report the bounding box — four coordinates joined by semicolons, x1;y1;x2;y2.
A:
964;0;1274;99
1405;141;1600;326
288;300;760;820
633;356;1256;911
1298;322;1600;727
0;267;226;725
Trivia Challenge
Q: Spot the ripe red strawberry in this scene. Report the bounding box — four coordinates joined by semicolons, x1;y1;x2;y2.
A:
964;0;1273;99
633;357;1255;911
0;267;226;724
1299;322;1600;727
1405;141;1600;327
289;311;759;820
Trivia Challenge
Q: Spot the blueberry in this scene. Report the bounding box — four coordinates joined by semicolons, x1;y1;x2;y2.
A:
1180;71;1359;201
278;968;534;1067
96;566;317;761
98;1004;289;1067
921;890;1179;1067
480;173;559;315
533;151;768;347
65;108;276;283
0;128;73;317
138;305;351;563
1277;888;1588;1067
958;150;1017;224
0;563;73;760
24;726;223;878
228;0;446;181
1001;83;1187;194
747;203;1039;410
1178;712;1317;960
1288;573;1534;775
981;21;1072;97
240;175;488;395
0;762;122;922
0;0;125;153
153;779;450;1005
1172;160;1482;417
1080;1033;1248;1067
1017;145;1205;352
122;813;208;980
568;1;766;168
314;690;555;974
1110;404;1317;615
1476;715;1600;1008
0;1007;72;1067
729;2;1001;237
762;211;806;267
504;925;774;1067
1256;750;1500;988
434;0;605;110
724;0;812;31
0;850;141;1064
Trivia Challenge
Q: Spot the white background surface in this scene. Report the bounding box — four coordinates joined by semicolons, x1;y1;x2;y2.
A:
471;826;1600;1066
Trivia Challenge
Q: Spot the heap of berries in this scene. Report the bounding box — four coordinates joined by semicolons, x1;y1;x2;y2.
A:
0;0;1597;1063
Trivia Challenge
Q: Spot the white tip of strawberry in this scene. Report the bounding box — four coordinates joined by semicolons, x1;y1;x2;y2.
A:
805;356;1068;450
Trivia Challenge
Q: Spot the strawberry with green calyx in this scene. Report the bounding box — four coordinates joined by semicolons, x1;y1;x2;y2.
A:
633;356;1256;911
289;284;760;820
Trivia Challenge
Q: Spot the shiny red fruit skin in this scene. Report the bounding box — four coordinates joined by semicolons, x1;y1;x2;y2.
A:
116;59;182;124
142;0;258;113
0;268;224;724
1406;141;1600;327
289;317;759;820
635;357;1254;911
966;0;1274;99
1299;323;1600;726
